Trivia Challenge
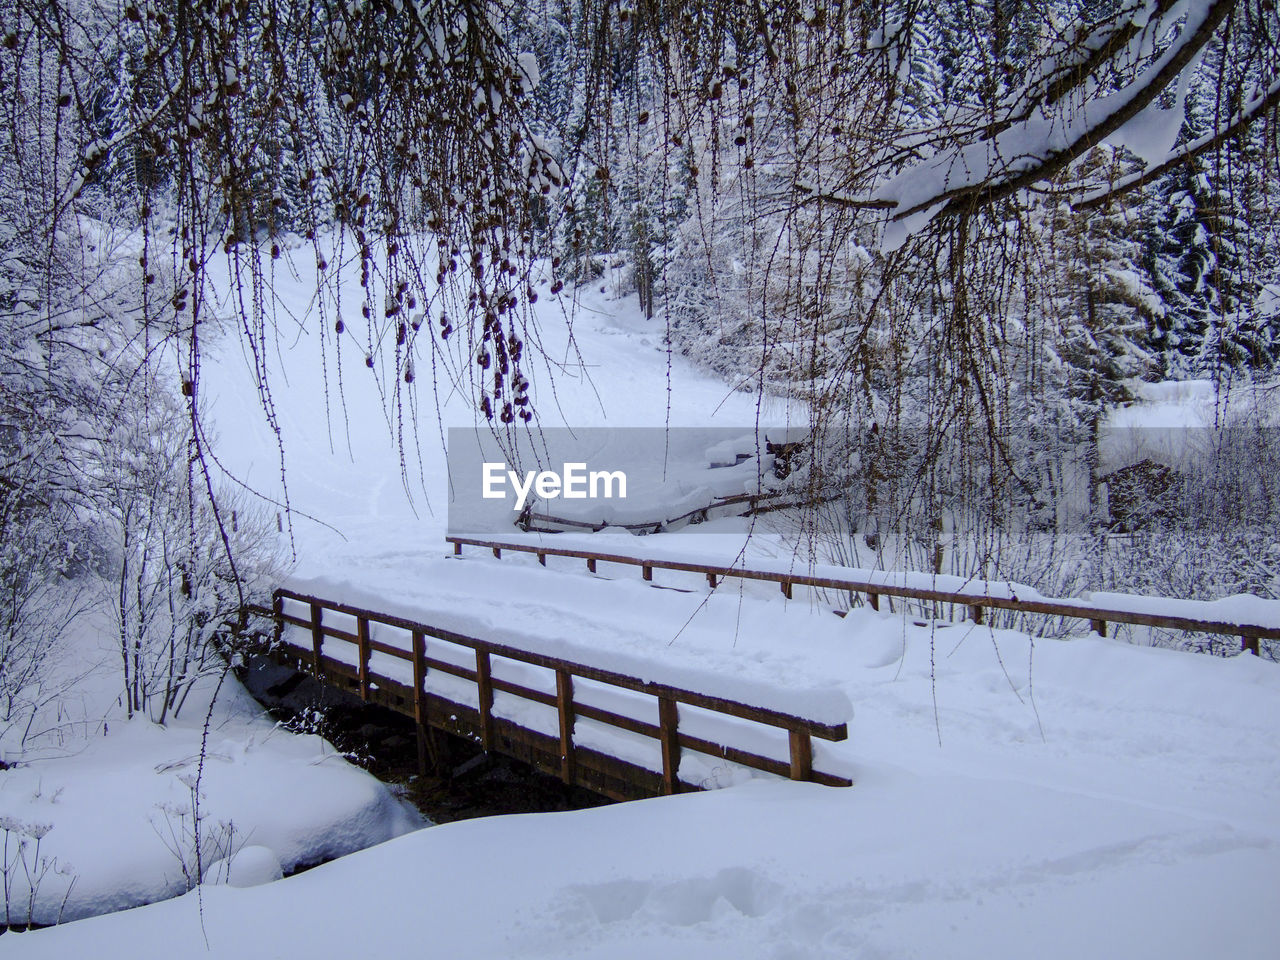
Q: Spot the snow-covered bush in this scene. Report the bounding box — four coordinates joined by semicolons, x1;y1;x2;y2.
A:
0;392;92;747
89;379;280;724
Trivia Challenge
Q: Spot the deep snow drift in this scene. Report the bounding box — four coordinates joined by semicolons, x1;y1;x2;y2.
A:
6;242;1278;957
0;619;422;927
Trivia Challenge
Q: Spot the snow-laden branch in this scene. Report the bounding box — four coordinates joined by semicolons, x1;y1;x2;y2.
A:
1073;77;1280;210
838;0;1242;243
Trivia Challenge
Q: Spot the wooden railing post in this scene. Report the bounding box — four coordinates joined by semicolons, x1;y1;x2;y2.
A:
492;546;502;559
707;572;717;588
537;551;546;566
476;649;495;752
356;616;371;700
1092;619;1107;638
781;580;793;599
658;696;680;795
642;564;653;582
970;604;983;625
453;541;462;556
309;602;324;677
271;592;284;647
867;592;880;612
556;669;576;784
1242;634;1259;656
788;729;813;781
412;630;429;775
587;557;596;574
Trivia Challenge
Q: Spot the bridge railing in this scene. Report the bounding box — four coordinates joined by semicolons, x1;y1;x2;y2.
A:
446;535;1279;656
251;587;851;797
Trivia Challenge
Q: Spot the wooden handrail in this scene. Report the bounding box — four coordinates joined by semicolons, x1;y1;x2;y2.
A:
446;535;1279;655
247;587;852;795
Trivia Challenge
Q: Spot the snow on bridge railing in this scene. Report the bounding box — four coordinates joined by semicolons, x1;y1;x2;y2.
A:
246;587;852;800
446;534;1280;657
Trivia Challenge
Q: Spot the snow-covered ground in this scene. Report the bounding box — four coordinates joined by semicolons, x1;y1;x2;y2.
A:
0;680;421;926
0;585;422;928
1103;376;1279;471
6;242;1279;956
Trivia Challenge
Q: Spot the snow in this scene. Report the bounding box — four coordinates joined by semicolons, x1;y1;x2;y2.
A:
873;0;1225;243
8;235;1279;956
516;52;540;94
201;846;283;888
280;567;855;727
10;620;1280;957
0;678;421;926
1102;376;1278;469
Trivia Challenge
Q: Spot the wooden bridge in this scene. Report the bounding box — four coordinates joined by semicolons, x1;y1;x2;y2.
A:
246;534;1276;803
249;588;851;802
447;535;1280;656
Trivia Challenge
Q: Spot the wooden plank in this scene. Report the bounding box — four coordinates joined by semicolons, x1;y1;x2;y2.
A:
659;696;680;795
357;617;371;701
476;648;495;752
789;729;813;781
556;669;576;784
412;630;428;775
423;656;478;682
309;602;324;677
490;675;557;708
271;594;284;647
367;637;414;661
675;731;788;780
573;701;661;740
485;714;672;801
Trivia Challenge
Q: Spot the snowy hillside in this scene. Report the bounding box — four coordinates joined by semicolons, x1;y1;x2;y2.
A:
7;246;1279;958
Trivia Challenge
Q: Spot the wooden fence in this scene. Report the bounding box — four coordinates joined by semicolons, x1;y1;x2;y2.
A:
249;588;851;802
446;535;1279;656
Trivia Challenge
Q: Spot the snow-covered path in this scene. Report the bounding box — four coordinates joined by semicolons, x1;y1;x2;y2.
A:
9;250;1279;958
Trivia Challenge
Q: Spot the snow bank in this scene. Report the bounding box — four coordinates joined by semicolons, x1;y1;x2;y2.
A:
9;771;1279;960
0;689;422;926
